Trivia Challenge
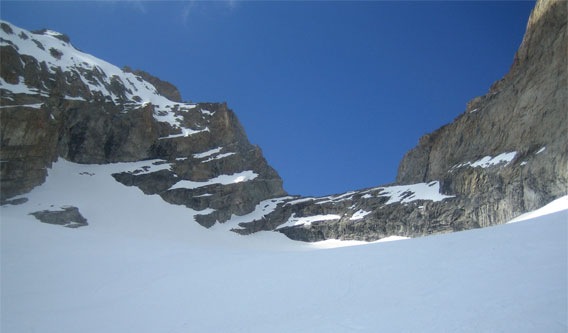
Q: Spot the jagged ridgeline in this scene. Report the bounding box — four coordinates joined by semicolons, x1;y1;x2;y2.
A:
0;0;566;241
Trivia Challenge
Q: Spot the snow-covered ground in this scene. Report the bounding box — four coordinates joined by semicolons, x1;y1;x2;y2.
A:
1;159;566;332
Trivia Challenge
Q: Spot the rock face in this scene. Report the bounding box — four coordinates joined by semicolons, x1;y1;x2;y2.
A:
122;66;182;103
232;0;567;241
398;0;567;215
1;0;565;241
0;21;285;227
30;206;88;228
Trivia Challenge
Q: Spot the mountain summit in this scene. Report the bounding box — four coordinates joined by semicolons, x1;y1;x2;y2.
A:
0;0;566;242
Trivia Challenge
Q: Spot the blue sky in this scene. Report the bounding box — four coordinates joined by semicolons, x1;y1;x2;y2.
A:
1;1;535;197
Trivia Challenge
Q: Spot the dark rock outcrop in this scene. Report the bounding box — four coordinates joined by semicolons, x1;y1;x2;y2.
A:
123;66;182;103
30;206;88;228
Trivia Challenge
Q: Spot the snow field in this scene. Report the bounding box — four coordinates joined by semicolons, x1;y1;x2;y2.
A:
1;159;567;333
507;195;568;224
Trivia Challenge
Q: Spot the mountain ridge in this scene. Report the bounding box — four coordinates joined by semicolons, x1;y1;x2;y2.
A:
1;0;566;242
235;0;567;241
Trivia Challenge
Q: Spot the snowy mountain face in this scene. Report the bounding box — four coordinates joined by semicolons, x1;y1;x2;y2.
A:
0;20;285;227
1;0;567;243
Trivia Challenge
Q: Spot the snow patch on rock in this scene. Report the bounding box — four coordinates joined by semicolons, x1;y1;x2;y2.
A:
170;171;258;190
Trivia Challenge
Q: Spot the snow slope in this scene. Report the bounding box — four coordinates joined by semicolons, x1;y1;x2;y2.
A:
1;159;567;332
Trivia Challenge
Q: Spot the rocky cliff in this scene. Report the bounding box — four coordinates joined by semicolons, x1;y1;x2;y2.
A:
233;0;567;241
0;21;285;226
1;0;566;242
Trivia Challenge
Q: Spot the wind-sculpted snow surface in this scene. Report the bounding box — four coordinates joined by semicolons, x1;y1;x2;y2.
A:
1;158;566;332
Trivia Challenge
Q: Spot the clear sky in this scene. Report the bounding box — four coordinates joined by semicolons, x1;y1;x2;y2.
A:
1;1;535;197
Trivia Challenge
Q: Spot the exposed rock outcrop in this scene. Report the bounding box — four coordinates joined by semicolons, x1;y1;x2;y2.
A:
396;0;567;213
123;66;182;103
233;0;567;241
30;206;88;228
0;21;285;226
